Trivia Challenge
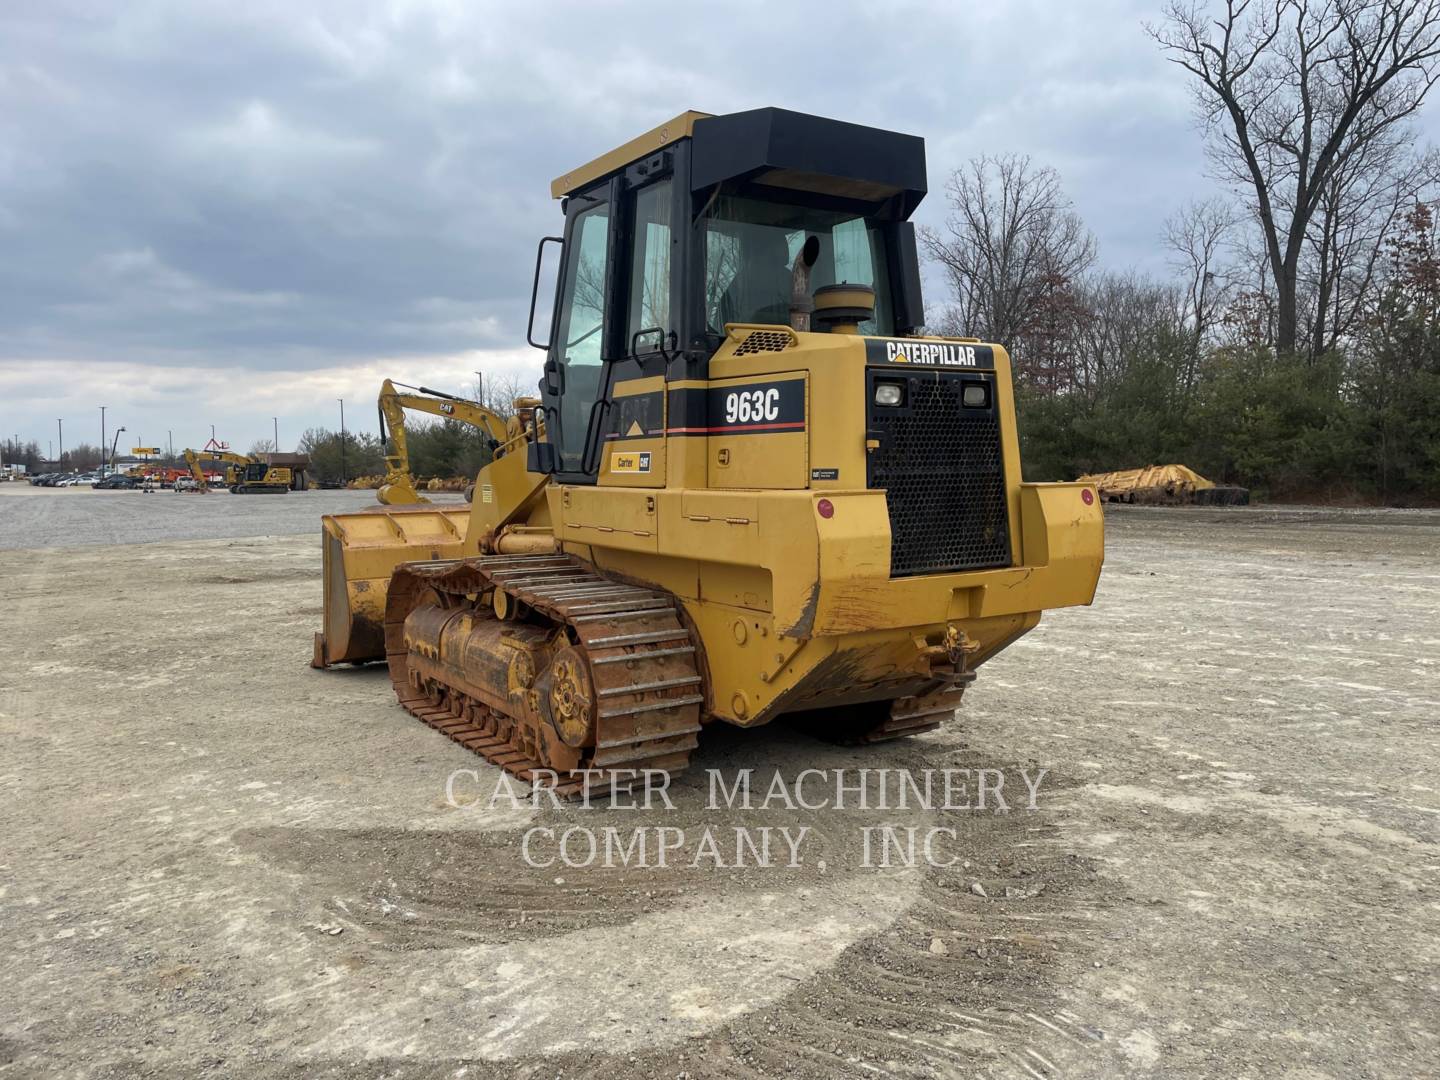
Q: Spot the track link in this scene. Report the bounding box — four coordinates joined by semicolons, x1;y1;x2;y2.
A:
384;553;704;797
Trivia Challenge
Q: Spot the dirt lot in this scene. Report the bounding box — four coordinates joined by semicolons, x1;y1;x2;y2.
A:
0;483;462;550
1;483;1436;1079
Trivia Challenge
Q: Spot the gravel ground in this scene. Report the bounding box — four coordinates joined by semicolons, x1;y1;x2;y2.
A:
0;485;1436;1079
0;483;465;550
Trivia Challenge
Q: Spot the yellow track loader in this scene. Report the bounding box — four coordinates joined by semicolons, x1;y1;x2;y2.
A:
374;379;538;505
312;108;1105;794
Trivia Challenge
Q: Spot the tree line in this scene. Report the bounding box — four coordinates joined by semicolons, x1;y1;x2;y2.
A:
3;440;107;473
923;0;1440;503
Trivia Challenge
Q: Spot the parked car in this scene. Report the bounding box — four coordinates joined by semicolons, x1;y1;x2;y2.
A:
28;473;57;486
92;475;137;490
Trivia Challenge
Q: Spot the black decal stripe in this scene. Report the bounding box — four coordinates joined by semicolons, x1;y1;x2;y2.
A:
663;379;807;436
666;421;805;435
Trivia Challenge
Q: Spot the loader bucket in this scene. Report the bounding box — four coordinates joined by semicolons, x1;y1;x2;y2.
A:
312;506;471;667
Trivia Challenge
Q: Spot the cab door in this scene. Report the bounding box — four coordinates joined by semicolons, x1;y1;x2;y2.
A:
543;195;612;478
599;176;674;489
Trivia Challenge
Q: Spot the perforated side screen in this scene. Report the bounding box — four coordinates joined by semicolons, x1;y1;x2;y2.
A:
732;330;794;355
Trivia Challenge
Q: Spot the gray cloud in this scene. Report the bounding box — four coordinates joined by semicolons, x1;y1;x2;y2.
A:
4;0;1433;451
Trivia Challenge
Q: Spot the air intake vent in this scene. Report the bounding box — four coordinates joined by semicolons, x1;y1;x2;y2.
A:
732;329;795;355
866;370;1010;577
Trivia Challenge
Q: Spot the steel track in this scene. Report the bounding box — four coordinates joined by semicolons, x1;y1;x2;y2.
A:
384;553;704;798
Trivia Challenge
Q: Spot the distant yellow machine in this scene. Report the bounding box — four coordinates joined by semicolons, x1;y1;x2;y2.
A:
311;108;1105;795
374;379;539;505
1077;464;1249;506
183;449;292;494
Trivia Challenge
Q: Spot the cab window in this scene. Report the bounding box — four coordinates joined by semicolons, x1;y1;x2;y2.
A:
626;180;673;348
552;202;610;472
704;193;894;335
555;203;609;368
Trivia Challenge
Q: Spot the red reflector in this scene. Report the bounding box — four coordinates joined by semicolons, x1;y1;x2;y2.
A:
1081;488;1095;505
816;498;835;519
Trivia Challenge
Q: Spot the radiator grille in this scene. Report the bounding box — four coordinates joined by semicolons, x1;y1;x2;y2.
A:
867;372;1011;577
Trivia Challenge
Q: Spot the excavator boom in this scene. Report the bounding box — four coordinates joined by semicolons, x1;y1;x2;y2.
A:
182;448;247;490
375;379;525;505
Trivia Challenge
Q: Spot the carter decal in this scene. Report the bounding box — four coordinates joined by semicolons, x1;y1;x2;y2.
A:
610;450;653;474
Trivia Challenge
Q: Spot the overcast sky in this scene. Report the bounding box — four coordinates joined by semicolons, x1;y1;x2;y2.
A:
2;0;1425;457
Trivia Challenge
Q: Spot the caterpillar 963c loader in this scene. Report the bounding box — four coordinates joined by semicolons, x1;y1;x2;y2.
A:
312;108;1104;795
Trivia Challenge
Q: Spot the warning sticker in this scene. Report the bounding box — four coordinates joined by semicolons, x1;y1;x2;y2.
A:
610;451;652;474
481;484;493;504
811;468;839;481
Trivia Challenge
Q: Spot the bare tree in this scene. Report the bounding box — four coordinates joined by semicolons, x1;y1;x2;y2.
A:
1165;198;1237;390
1152;0;1440;354
474;370;534;421
1306;137;1439;352
247;438;276;457
921;154;1097;363
1165;199;1237;341
1218;246;1283;347
1065;273;1188;397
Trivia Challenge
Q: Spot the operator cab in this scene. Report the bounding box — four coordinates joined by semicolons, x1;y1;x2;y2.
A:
530;108;928;483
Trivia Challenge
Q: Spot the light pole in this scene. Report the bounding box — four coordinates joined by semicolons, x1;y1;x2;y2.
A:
273;417;279;453
338;398;346;486
99;406;106;475
57;419;63;465
109;426;126;475
167;431;173;457
474;370;483;402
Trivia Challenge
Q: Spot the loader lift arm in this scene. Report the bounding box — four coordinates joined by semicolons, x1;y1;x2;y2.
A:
376;379;526;505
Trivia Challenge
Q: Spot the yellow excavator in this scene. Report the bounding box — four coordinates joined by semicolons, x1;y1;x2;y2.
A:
183;449;292;494
312;108;1105;796
375;379;538;505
